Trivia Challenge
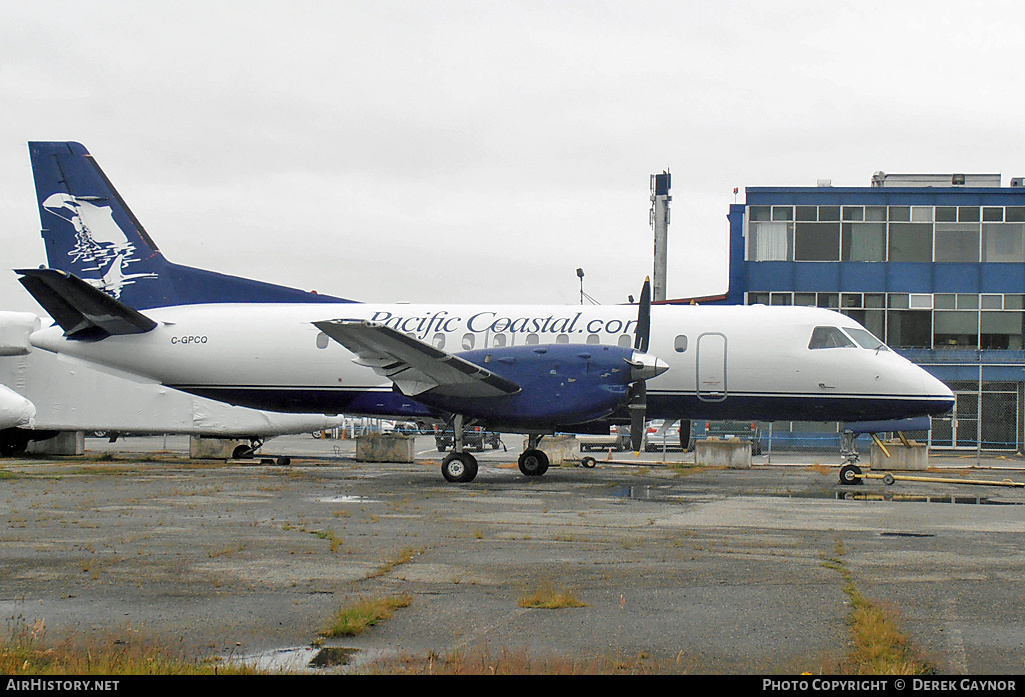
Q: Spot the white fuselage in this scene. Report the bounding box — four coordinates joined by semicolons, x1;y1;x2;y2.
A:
27;302;954;424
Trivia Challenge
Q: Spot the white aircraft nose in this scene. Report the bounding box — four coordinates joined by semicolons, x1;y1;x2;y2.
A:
923;369;955;409
628;351;669;381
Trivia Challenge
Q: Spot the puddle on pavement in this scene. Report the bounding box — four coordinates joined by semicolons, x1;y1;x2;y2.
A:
235;645;362;672
609;485;1021;506
319;495;379;504
609;485;677;500
309;646;360;667
832;491;1022;505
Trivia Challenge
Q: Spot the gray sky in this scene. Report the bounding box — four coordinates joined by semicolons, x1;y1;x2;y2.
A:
3;1;1025;314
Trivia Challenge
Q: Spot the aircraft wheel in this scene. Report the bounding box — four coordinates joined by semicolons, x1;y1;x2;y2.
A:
441;452;478;483
839;464;863;486
581;456;597;469
883;473;895;486
276;456;291;466
232;444;254;459
518;449;549;477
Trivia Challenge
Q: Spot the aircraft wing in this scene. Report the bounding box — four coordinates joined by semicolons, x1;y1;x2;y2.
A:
313;319;521;398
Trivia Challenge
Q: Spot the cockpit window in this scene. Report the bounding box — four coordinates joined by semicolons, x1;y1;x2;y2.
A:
844;327;889;351
808;326;856;349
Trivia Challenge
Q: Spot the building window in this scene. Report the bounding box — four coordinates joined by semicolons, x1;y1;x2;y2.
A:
748;221;793;260
958;206;981;222
888;223;933;262
981;312;1025;349
887;310;931;348
934;311;978;349
795;222;840;261
935;223;980;262
842;222;885;261
889;206;911;222
982;223;1025;262
817;293;839;309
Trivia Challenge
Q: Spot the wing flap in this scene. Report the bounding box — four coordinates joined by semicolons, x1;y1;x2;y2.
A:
313;320;520;398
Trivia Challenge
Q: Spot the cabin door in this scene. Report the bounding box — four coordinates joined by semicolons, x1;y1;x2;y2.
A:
696;332;727;402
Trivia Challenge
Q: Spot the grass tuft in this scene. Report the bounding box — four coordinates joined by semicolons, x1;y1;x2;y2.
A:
518;582;588;609
320;595;413;637
819;540;936;675
0;618;260;675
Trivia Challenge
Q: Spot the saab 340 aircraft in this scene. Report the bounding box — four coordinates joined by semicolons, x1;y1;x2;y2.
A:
15;142;954;483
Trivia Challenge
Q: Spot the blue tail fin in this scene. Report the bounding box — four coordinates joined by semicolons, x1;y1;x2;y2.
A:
28;142;351;310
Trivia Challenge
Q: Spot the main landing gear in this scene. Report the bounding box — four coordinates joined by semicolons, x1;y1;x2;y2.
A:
441;415;479;483
517;434;549;477
439;418;551;483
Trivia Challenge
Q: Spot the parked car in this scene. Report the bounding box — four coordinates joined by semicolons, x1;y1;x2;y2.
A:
643;419;688;452
433;424;504;452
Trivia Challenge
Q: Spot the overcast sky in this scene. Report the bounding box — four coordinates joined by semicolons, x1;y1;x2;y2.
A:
3;1;1025;315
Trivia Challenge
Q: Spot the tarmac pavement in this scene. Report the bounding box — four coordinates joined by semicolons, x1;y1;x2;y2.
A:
1;434;1023;674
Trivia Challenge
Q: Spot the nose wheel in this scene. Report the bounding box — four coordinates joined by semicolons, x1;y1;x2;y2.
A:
839;463;863;486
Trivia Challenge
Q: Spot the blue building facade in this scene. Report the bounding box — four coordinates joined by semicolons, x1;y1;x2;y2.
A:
722;176;1025;451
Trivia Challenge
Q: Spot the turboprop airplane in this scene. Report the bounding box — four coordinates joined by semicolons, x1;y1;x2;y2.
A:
16;142;955;483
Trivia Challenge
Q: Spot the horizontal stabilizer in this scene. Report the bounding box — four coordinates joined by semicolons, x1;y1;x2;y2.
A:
16;268;157;341
313;319;521;398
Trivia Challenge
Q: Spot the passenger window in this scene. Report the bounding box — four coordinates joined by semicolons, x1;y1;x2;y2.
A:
461;333;475;350
316;332;329;349
556;334;569;344
433;332;446;349
674;335;688;353
617;334;632;348
586;333;601;344
526;333;540;345
808;326;856;349
493;333;507;347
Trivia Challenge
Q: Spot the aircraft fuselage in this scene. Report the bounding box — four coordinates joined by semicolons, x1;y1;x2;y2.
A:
28;302;954;426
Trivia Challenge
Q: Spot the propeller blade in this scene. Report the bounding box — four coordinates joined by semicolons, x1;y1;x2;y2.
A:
634;277;651;353
628;381;646;453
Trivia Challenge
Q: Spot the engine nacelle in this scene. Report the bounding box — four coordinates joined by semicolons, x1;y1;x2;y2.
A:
0;384;35;430
414;343;666;429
